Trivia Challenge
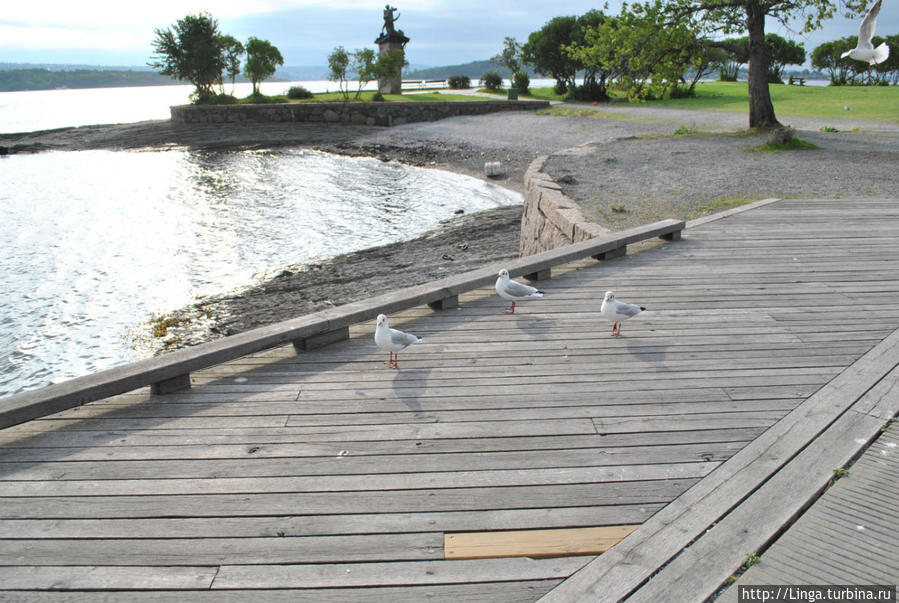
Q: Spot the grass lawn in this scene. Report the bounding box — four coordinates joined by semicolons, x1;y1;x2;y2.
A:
525;81;897;124
650;81;898;124
230;82;896;123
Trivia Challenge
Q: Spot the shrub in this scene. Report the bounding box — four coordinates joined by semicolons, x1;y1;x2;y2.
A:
448;75;471;89
479;71;503;90
512;70;530;94
553;81;568;95
204;93;237;105
372;91;385;102
669;85;695;99
287;85;314;99
565;81;608;102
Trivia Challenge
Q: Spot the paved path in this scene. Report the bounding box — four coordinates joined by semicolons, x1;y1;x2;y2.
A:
0;198;897;600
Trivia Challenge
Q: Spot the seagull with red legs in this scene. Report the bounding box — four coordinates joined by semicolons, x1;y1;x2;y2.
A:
600;291;646;337
374;314;420;369
495;268;544;314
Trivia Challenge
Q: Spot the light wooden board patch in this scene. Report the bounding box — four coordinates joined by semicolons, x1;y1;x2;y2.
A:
444;525;640;560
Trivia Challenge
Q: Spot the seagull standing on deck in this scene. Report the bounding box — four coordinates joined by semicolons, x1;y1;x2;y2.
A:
374;314;420;369
495;268;544;314
841;0;890;69
600;291;646;337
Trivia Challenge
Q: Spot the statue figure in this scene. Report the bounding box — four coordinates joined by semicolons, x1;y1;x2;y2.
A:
382;5;399;34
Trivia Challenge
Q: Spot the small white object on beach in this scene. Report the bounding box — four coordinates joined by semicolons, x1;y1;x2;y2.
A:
841;0;890;67
374;314;421;369
495;268;544;314
600;291;646;337
484;161;503;177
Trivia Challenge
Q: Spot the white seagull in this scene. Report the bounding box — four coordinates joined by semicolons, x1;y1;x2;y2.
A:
374;314;421;369
495;268;544;314
841;0;890;68
600;291;646;337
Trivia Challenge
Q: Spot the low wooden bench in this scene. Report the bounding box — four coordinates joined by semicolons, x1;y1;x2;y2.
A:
0;218;684;429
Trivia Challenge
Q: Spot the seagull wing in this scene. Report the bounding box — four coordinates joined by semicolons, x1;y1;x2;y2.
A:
613;302;644;319
858;0;882;48
390;328;420;349
503;280;541;298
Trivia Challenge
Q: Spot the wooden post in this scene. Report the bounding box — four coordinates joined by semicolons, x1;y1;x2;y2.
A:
293;326;350;352
151;373;191;395
593;246;627;261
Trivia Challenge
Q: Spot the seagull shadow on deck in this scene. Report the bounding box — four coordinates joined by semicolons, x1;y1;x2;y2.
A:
391;367;433;418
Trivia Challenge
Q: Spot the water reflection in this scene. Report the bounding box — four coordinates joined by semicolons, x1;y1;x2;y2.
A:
0;148;520;397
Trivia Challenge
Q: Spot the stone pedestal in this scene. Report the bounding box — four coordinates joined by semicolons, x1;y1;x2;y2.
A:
375;31;409;94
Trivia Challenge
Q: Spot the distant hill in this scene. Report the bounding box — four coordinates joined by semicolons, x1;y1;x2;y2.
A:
0;68;182;92
273;65;330;81
0;62;157;72
0;63;349;91
406;60;537;80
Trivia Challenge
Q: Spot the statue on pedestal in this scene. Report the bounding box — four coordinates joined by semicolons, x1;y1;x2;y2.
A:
382;5;400;35
375;4;410;94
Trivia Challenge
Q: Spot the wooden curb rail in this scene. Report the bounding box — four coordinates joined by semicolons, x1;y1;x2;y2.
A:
0;218;684;430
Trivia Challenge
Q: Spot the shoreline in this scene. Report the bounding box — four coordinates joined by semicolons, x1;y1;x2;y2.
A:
6;108;898;358
131;204;524;356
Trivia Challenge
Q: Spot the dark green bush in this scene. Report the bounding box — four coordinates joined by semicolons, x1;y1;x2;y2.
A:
287;85;314;99
512;70;530;94
372;91;385;101
448;74;471;89
479;71;503;90
201;93;237;105
565;81;608;102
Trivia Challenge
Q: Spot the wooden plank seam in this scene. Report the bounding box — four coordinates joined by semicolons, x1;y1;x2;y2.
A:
540;325;899;602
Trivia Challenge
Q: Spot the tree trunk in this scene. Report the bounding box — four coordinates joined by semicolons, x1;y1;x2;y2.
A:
746;1;781;129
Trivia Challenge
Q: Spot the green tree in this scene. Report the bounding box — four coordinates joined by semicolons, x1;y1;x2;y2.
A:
661;0;880;128
244;37;283;96
350;48;377;99
562;11;616;100
491;37;522;77
765;34;806;83
880;34;899;84
811;38;855;84
328;46;351;99
150;13;227;102
687;44;730;92
568;1;699;101
219;35;244;94
373;48;408;94
522;15;580;93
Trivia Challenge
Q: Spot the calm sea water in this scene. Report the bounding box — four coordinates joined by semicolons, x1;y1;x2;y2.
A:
0;84;521;397
0;81;349;133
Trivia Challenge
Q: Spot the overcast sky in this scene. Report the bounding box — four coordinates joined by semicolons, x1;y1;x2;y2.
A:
1;0;895;68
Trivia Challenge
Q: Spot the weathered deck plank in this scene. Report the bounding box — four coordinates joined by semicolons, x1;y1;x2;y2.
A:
2;198;898;597
719;429;899;597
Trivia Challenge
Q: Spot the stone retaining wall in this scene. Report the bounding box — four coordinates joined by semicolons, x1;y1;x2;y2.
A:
171;99;549;126
520;155;610;257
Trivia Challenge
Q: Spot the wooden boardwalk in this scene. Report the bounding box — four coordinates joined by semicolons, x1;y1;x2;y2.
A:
0;198;898;600
720;427;899;596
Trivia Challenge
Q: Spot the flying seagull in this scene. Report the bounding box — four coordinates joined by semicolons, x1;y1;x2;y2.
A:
374;314;421;369
495;268;544;314
841;0;890;69
600;291;645;337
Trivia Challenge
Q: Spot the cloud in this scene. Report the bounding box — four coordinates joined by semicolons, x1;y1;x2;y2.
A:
1;0;894;68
